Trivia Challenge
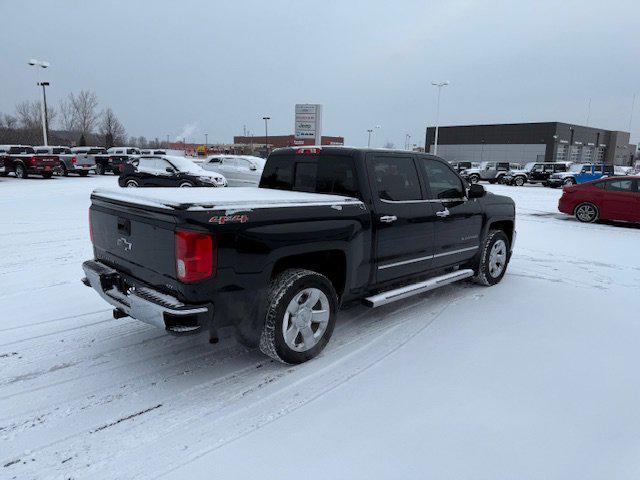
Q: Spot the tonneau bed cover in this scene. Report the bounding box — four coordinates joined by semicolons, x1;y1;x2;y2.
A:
91;187;363;211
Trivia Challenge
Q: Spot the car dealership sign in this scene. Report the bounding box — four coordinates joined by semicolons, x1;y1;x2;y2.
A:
295;104;322;144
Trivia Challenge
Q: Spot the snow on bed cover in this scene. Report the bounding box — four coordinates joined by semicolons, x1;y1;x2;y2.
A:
91;187;362;210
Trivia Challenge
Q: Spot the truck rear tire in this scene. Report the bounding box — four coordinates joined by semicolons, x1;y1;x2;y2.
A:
472;230;510;286
514;176;525;186
259;268;337;364
468;174;480;184
59;164;68;176
96;163;105;175
15;163;28;179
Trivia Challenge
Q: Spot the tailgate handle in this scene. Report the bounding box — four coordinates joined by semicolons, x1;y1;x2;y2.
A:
117;217;131;236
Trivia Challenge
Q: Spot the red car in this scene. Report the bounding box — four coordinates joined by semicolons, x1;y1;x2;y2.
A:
558;176;640;223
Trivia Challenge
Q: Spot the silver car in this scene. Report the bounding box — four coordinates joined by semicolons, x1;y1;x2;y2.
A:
201;155;265;187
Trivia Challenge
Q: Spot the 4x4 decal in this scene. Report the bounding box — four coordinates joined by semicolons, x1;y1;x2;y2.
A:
209;214;249;225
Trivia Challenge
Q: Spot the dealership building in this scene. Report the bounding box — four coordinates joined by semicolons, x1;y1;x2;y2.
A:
425;122;636;166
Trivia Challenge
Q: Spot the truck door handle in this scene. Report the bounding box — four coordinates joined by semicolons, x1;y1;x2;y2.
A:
379;215;397;223
436;208;450;218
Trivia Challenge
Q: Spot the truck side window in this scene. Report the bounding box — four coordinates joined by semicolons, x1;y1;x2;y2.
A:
372;156;422;202
422;160;464;200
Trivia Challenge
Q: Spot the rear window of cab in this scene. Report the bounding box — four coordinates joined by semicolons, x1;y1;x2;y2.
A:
260;153;360;199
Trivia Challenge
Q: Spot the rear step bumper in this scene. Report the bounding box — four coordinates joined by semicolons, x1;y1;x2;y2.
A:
81;260;212;335
363;269;474;308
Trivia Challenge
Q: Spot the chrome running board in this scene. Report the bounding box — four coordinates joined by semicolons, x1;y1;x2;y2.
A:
363;269;474;308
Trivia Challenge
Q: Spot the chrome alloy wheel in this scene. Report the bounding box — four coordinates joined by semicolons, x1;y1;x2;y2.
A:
282;288;330;352
488;239;507;278
576;203;597;222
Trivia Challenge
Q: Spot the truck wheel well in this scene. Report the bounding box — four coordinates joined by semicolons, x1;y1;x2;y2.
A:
271;250;347;298
488;220;514;246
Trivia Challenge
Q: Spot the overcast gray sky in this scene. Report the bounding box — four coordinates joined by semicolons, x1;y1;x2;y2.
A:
1;0;639;147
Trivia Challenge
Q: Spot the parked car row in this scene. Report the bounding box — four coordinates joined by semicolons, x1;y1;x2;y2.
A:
457;160;631;189
0;144;147;179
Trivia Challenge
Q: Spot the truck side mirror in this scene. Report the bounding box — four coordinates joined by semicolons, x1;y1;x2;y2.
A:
467;183;486;199
166;167;175;173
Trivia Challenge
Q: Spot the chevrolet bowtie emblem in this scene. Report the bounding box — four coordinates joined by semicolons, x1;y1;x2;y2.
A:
117;237;132;251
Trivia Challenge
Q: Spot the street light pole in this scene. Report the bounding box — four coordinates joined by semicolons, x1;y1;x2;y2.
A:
205;133;208;148
39;82;50;145
431;80;449;155
262;116;270;155
166;134;170;147
367;129;373;147
28;59;50;146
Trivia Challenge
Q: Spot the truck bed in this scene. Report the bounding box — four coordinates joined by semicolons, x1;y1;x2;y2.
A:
91;187;363;211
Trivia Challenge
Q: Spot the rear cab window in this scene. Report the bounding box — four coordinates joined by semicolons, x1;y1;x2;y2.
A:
260;150;360;199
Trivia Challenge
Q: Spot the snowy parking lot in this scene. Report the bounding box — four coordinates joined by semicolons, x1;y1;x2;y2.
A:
1;175;639;479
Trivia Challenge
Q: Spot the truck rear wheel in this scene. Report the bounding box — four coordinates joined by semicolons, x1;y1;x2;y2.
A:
15;163;28;179
468;174;480;184
472;230;510;286
96;163;105;175
259;268;337;364
514;176;525;186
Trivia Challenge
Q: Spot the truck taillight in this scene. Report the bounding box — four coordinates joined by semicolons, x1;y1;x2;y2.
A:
72;156;77;164
30;156;38;165
89;209;94;244
175;230;215;283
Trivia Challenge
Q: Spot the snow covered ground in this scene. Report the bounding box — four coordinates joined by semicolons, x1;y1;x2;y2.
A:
1;176;639;479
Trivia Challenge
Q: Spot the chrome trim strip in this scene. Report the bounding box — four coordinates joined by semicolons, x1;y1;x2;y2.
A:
377;245;479;270
379;197;467;204
433;245;479;258
378;254;434;270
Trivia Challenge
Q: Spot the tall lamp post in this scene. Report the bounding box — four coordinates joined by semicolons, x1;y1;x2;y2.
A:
204;133;208;153
367;125;380;147
430;80;449;155
28;59;50;146
262;116;270;155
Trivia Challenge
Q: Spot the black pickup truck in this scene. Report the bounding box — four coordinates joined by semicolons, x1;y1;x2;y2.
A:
83;147;516;363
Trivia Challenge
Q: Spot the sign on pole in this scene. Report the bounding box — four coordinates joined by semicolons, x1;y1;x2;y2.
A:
295;104;323;145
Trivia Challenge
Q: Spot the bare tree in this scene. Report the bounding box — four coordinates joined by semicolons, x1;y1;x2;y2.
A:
137;136;148;148
58;96;77;132
99;108;126;147
15;101;42;130
383;141;395;149
3;114;18;129
70;90;99;137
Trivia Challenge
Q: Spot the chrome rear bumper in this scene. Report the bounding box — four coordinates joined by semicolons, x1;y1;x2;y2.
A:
82;260;211;334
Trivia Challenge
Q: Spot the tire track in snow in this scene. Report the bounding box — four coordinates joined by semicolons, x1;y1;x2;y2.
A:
3;287;466;479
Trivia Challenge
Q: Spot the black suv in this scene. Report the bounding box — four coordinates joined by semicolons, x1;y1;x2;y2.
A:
119;155;227;187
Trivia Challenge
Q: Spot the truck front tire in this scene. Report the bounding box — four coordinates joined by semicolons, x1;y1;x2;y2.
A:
472;230;510;286
259;268;337;364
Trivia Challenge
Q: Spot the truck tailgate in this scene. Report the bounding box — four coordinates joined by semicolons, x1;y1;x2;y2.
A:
91;200;178;282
